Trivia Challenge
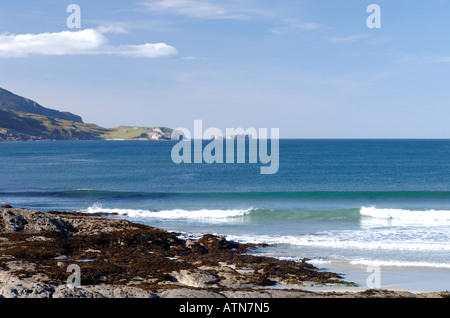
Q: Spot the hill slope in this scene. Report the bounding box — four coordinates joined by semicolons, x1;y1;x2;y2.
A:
101;126;173;140
0;88;83;123
0;87;172;141
0;109;107;141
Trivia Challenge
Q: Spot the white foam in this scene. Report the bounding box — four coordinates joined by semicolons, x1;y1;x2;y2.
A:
360;206;450;226
274;257;332;265
82;204;252;222
349;259;450;269
293;238;450;251
225;233;450;252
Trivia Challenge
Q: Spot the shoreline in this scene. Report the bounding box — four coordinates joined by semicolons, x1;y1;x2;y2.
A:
0;206;448;298
305;261;450;294
246;248;450;294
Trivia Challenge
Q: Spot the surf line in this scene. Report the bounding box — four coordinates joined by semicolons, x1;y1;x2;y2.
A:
170;120;279;175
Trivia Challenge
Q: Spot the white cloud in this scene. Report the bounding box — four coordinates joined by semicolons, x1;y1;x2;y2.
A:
141;0;245;19
0;28;177;58
115;43;177;58
97;25;129;34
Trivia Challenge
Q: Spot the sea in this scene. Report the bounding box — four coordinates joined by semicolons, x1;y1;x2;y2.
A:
1;139;450;291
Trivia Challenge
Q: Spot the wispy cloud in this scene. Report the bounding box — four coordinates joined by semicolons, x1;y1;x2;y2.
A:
398;53;450;64
181;56;208;60
268;18;325;35
0;27;177;58
292;22;324;31
141;0;246;19
327;34;367;43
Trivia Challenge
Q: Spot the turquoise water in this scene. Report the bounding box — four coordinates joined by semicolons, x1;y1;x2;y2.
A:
1;139;450;273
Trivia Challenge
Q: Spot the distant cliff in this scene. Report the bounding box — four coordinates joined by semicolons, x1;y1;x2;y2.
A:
0;87;172;141
0;88;83;123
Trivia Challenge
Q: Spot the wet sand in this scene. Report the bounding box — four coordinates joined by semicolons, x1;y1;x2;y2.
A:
305;261;450;293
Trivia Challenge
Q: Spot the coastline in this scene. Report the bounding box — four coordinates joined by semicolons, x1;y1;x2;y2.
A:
0;206;448;298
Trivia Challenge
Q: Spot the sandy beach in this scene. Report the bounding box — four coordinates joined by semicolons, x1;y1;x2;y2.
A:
303;262;450;293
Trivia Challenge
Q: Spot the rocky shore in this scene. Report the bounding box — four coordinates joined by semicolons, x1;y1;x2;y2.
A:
0;206;448;298
0;128;41;141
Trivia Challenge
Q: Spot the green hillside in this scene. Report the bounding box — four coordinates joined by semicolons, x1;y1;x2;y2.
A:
101;126;172;140
0;87;173;141
0;109;107;140
0;87;83;123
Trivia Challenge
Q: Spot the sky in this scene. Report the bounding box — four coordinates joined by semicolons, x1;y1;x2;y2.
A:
1;0;450;138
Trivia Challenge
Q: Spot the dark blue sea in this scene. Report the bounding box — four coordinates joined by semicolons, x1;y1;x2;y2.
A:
1;139;450;285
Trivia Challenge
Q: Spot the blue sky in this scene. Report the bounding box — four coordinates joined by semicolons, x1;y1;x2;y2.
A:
1;0;450;138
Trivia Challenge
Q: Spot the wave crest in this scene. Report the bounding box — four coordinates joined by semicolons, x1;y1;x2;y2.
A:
360;206;450;226
83;204;253;221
